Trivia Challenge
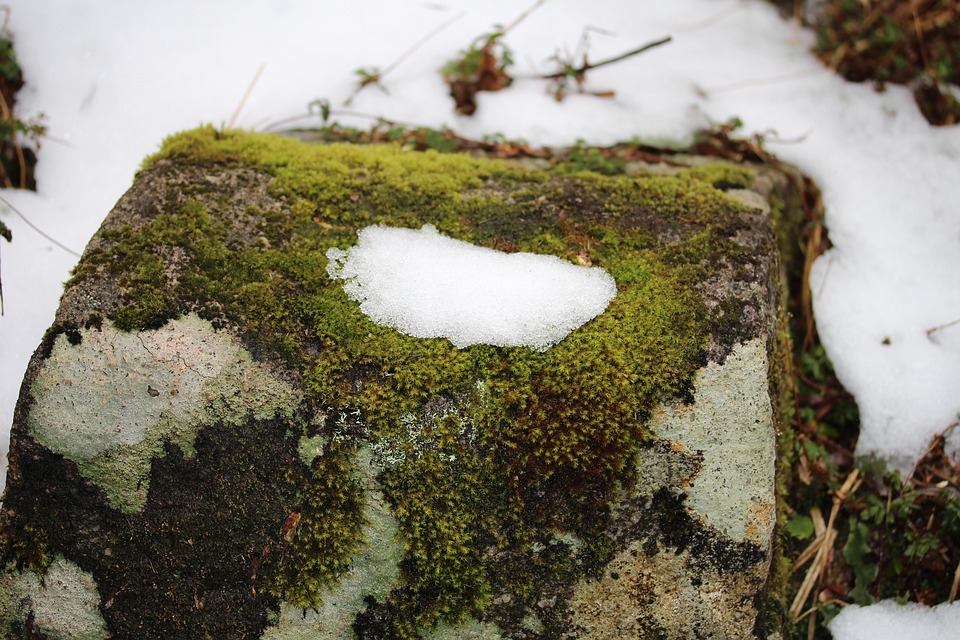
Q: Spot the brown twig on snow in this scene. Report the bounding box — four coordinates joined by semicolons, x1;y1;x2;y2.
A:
344;11;466;106
502;0;550;34
541;36;672;81
927;317;960;337
0;194;81;257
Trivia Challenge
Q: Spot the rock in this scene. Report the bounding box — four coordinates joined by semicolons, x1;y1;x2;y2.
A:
0;127;801;639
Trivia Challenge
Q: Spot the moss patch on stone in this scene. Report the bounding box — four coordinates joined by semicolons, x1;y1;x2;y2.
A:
8;127;779;638
684;161;755;190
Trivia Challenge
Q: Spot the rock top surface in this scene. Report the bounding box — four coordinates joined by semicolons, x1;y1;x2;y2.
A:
0;128;797;639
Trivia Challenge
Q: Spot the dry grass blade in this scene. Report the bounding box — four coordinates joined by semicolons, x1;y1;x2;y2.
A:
226;64;265;130
701;66;822;94
790;471;862;621
344;11;465;106
791;526;836;619
0;194;80;257
792;506;827;571
927;318;960;337
502;0;550;33
950;558;960;603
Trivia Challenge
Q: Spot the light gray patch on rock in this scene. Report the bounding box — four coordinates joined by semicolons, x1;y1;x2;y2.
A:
652;337;776;544
570;337;777;639
427;619;506;640
27;314;299;512
0;556;110;640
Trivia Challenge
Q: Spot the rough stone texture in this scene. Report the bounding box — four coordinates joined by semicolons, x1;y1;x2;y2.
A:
569;339;775;639
0;129;801;639
0;555;109;639
29;314;299;513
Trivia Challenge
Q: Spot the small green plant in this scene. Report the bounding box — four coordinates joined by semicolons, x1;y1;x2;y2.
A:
352;66;386;94
440;29;515;116
559;139;625;175
439;0;551;116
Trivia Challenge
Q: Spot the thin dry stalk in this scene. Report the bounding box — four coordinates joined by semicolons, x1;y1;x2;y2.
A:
541;36;672;81
791;526;836;619
790;471;861;620
0;194;81;257
226;64;265;130
676;1;747;32
927;318;960;337
950;558;960;603
502;0;550;34
344;11;465;106
702;66;822;94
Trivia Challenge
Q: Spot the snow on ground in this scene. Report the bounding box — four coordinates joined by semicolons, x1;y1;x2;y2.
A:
0;4;958;630
326;224;617;350
828;600;960;640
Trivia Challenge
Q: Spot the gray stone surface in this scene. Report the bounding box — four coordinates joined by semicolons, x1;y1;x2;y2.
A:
0;129;800;639
571;338;776;639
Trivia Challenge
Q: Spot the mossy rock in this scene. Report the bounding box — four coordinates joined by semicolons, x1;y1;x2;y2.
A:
0;127;800;639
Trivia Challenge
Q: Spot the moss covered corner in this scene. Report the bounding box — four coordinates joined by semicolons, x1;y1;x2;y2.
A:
2;126;790;639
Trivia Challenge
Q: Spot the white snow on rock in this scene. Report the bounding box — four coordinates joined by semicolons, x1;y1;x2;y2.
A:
326;224;617;350
828;600;960;640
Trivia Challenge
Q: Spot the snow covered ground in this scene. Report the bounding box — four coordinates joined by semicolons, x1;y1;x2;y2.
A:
1;1;958;636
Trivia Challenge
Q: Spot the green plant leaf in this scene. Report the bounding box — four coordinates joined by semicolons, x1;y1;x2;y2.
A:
842;517;877;605
786;514;815;540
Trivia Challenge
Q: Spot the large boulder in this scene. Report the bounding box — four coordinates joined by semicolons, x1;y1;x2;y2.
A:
0;128;799;639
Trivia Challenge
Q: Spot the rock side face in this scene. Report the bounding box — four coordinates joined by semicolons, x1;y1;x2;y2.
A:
0;128;797;639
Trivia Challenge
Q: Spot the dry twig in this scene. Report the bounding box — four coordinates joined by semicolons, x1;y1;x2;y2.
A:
790;470;862;621
0;194;80;257
226;64;265;130
344;11;465;106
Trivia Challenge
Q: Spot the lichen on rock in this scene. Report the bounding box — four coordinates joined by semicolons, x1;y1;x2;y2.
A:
0;555;110;640
28;313;300;513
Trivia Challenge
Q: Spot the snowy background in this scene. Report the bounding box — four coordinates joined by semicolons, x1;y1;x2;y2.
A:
1;1;959;636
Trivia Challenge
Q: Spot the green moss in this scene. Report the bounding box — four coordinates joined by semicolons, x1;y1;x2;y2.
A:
261;442;368;609
0;522;50;578
58;127;768;636
684;162;755;190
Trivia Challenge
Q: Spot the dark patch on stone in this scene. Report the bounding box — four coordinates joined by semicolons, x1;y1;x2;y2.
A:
2;411;305;639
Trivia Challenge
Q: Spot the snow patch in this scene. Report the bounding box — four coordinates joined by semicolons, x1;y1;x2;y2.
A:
326;224;617;350
828;600;960;640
